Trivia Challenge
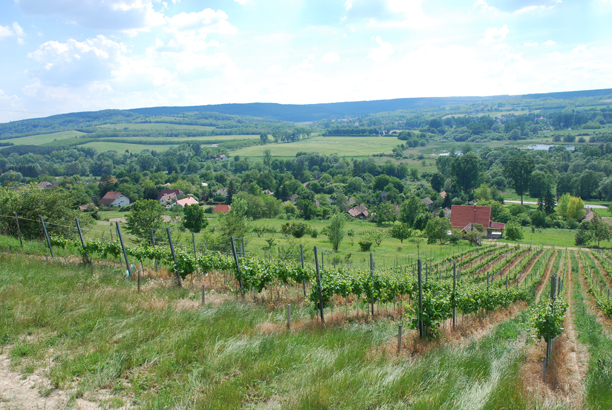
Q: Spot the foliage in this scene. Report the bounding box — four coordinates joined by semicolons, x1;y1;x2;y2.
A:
504;154;535;204
424;217;451;244
125;199;165;241
327;212;346;252
390;223;412;243
530;298;568;342
281;221;310;238
182;204;208;233
217;197;249;239
505;221;523;241
557;193;585;221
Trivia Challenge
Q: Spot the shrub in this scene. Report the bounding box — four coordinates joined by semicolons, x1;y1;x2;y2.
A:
505;221;523;241
358;240;373;252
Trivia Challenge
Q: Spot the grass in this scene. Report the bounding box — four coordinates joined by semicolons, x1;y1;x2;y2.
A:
492;227;612;248
6;131;85;145
232;137;404;159
98;123;216;131
570;251;612;409
102;134;260;143
0;252;543;408
79;142;178;153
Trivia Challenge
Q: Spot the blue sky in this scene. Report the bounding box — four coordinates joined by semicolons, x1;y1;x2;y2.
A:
0;0;611;122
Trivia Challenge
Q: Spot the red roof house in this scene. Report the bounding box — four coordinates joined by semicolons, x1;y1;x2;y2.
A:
214;204;231;213
450;205;491;228
450;205;505;239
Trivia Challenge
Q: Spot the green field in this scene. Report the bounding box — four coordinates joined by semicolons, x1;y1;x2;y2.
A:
80;141;177;153
102;134;260;143
98;122;216;131
233;136;403;159
7;131;85;145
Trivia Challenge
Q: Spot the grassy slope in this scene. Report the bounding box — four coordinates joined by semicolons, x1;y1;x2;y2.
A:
0;253;542;409
232;137;404;159
8;131;85;145
79;141;178;153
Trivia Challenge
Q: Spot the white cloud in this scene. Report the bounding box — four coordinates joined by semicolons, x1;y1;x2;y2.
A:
161;9;237;52
479;25;509;44
28;36;127;86
524;42;538;46
321;52;340;63
475;0;561;14
234;0;248;4
267;65;282;74
0;22;25;42
543;40;556;46
345;0;353;11
15;0;165;31
367;36;393;63
572;45;588;54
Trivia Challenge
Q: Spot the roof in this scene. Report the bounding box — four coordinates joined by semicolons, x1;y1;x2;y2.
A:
421;197;434;206
290;194;298;202
216;188;229;196
347;204;369;218
489;222;506;230
584;208;595;222
38;181;52;189
450;205;491;228
214;204;231;213
440;191;447;199
159;193;176;202
100;191;123;206
262;189;274;196
158;189;181;200
176;197;199;207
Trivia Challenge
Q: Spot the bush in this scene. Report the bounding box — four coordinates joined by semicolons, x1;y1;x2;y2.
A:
505;221;523;241
358;240;373;252
565;218;579;230
310;228;318;238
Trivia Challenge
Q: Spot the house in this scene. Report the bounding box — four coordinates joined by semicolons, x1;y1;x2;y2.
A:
262;189;274;196
443;207;452;218
450;205;505;239
347;204;369;219
99;191;130;207
168;197;199;209
421;198;434;208
290;194;298;203
159;192;177;205
440;191;447;199
584;208;595;222
201;182;208;187
214;204;231;213
38;181;53;189
215;188;229;196
347;197;356;206
158;189;181;201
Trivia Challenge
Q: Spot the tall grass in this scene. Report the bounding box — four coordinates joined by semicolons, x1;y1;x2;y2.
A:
0;254;550;408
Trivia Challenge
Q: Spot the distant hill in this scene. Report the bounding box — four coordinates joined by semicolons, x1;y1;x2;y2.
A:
127;88;612;122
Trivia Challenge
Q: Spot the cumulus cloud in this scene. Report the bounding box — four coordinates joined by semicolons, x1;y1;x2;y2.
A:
345;0;432;29
524;42;538;46
321;52;340;63
15;0;165;31
367;36;393;63
479;25;509;44
28;35;127;86
0;22;25;42
543;40;556;45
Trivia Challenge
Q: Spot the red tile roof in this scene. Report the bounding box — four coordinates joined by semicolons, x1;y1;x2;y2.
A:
99;191;122;206
214;204;231;213
158;189;181;200
450;205;491;228
489;221;506;230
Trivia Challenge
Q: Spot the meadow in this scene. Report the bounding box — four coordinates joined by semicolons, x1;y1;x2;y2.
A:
233;136;404;159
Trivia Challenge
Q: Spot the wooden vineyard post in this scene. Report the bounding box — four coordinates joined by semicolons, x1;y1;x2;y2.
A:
166;228;182;287
487;271;490;292
192;232;199;276
314;246;325;324
418;259;424;339
116;222;131;278
278;246;281;261
321;251;324;270
137;269;141;292
452;262;456;330
287;304;291;329
230;236;244;299
370;253;375;317
425;263;428;283
75;218;89;264
300;243;306;297
150;229;158;271
397;325;403;354
40;216;54;258
241;237;245;258
202;284;206;304
506;275;509;290
14;213;23;249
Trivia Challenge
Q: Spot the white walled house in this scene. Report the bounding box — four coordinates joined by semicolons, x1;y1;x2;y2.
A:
99;191;130;207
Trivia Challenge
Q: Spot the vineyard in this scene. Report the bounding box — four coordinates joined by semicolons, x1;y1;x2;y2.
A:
2;224;612;408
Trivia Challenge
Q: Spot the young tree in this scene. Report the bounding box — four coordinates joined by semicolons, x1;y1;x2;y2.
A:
217;198;249;239
504;221;523;241
375;202;398;224
390;223;412;243
590;215;612;248
424;217;452;244
126;199;165;240
260;133;269;145
543;185;555;215
327;212;346;251
182;204;208;233
263;149;272;168
504;154;535;205
399;196;425;228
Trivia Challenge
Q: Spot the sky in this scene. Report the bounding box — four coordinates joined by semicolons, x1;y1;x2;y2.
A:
0;0;611;123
